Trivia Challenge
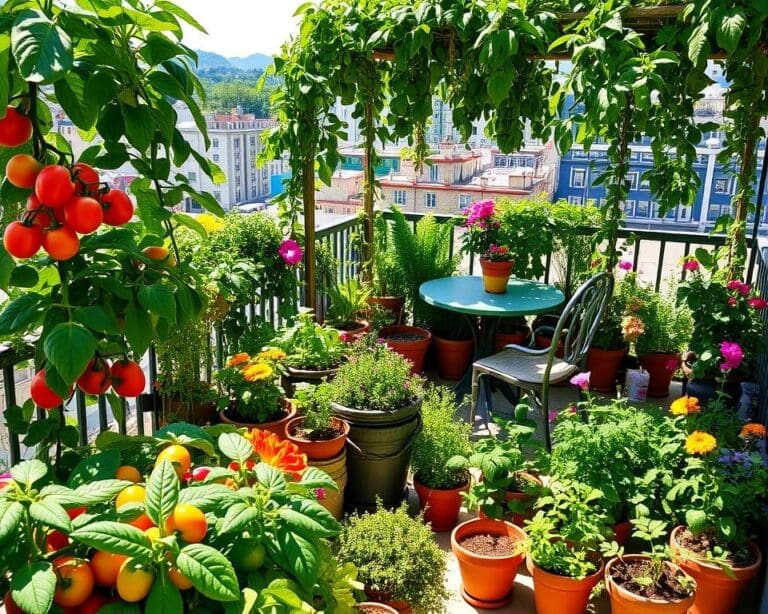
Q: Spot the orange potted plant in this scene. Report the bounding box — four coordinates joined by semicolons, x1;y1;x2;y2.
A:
460;200;515;293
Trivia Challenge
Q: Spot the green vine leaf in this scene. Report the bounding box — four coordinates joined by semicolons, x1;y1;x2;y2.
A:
11;9;73;83
43;322;97;385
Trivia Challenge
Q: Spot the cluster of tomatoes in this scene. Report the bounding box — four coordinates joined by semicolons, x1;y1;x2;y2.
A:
30;357;146;410
0;105;135;261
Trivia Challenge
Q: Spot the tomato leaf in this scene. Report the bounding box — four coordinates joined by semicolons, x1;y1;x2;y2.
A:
0;293;48;336
271;527;319;590
217;433;253;464
298;467;337;491
0;500;24;542
146;568;184;612
29;500;72;533
277;498;339;539
10;562;56;614
67;449;121;488
124;301;152;357
43;322;97;385
177;543;239;601
145;460;179;527
11;9;73;83
70;521;154;558
10;459;48;489
178;484;237;512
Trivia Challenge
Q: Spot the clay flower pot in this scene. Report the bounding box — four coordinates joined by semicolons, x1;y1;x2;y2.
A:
363;589;411;614
605;554;696;614
336;320;370;344
282;364;340;397
433;336;473;380
451;518;526;609
285;415;349;461
669;525;762;614
219;398;297;438
367;296;405;324
527;554;604;614
413;475;469;532
639;352;679;397
356;603;399;614
494;326;530;353
379;325;432;374
480;258;514;294
586;346;628;393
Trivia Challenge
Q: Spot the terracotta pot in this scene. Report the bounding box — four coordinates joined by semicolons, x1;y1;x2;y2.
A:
535;332;565;359
219;399;297;438
335;320;370;344
451;518;527;608
379;325;432;374
433;336;473;380
364;589;411;614
605;554;696;614
527;554;604;614
494;328;530;353
160;394;217;426
669;525;762;614
480;258;514;294
355;603;399;614
586;347;628;393
282;364;339;397
413;475;469;532
477;471;542;527
613;520;633;547
285;416;349;461
639;352;679;398
367;296;405;324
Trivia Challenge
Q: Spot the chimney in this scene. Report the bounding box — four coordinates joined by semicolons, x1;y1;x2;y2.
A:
439;138;454;159
480;176;488;189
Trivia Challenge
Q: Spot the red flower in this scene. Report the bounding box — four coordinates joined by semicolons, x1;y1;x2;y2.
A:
245;429;307;478
748;297;768;310
728;297;737;307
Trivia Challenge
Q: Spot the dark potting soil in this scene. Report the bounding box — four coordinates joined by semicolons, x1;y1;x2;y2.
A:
226;405;285;425
609;560;692;601
290;424;345;441
356;606;393;614
458;533;517;557
382;333;427;343
676;528;757;567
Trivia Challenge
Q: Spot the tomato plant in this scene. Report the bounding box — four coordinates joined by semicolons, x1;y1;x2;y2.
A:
0;107;32;147
52;556;94;608
5;153;42;189
3;221;42;259
63;196;103;234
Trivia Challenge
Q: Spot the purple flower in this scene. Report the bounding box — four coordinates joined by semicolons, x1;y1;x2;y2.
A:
278;239;303;266
570;372;591;391
682;259;700;272
314;488;326;501
618;260;633;271
719;341;744;372
548;410;559;423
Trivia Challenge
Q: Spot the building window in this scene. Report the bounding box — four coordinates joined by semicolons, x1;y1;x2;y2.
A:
251;187;257;198
640;174;650;190
625;172;639;190
714;177;731;194
187;171;197;182
236;189;241;201
214;190;221;201
623;200;635;216
212;154;220;162
641;152;654;162
572;149;588;159
235;163;241;171
249;136;256;147
568;196;583;205
394;190;407;206
429;165;439;182
212;138;219;148
636;200;649;217
234;138;240;150
425;192;436;208
493;156;507;168
458;194;472;209
570;168;587;188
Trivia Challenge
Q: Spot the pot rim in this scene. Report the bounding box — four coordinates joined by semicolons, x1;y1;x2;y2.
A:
285;415;350;444
670;525;763;572
451;517;527;561
605;554;696;604
527;552;605;583
284;364;341;377
330;397;422;423
413;473;471;493
379;324;432;341
220;398;296;427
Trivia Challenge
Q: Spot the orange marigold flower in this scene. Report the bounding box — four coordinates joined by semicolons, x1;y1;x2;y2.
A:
227;353;250;367
670;396;701;416
621;315;646;343
246;429;307;478
243;363;273;382
685;431;718;455
740;423;767;439
258;348;287;362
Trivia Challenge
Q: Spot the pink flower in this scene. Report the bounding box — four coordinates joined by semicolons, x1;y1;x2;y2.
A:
548;410;559;424
278;239;303;266
682;259;700;272
568;404;578;415
727;280;751;296
465;200;495;226
665;357;680;371
570;372;591;391
728;297;737;307
618;260;633;271
314;488;327;501
748;297;768;310
0;472;12;489
719;341;744;372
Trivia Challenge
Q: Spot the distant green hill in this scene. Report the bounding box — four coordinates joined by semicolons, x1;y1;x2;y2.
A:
194;50;273;73
228;53;273;72
195;50;233;71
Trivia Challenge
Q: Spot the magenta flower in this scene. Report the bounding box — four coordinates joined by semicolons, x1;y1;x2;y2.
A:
570;372;591;391
682;259;700;272
465;200;495;226
618;260;633;271
719;341;744;372
727;280;751;296
728;297;737;307
568;404;578;415
278;239;303;266
748;297;768;310
0;472;12;489
548;410;559;424
314;488;327;501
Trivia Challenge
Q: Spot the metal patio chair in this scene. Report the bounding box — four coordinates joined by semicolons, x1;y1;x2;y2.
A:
469;272;614;450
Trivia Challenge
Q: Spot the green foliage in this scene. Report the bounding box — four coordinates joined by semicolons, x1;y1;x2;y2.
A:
294;386;336;434
201;78;272;116
411;386;472;490
276;311;345;371
325;279;371;329
336;503;448;613
214;351;284;423
318;343;423;413
371;212;407;298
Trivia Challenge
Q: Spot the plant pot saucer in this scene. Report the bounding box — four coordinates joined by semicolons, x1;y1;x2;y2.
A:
460;585;514;609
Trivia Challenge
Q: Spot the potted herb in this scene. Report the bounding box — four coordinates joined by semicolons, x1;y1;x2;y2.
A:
368;213;407;323
586;292;629;393
427;306;474;381
410;386;473;531
276;310;346;395
605;517;696;614
524;480;611;614
460;200;515;294
322;343;424;510
326;278;371;343
215;348;296;436
286;387;349;461
337;503;448;614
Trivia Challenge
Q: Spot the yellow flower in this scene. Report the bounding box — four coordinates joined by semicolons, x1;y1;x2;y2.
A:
227;353;250;367
243;363;273;382
258;348;287;362
740;423;767;439
670;396;701;416
685;431;717;455
197;213;225;234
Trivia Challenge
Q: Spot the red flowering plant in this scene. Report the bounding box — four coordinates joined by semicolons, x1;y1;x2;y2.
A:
677;254;765;379
459;200;513;261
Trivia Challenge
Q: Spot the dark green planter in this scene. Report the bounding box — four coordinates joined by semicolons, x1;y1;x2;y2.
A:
282;365;339;397
331;399;422;512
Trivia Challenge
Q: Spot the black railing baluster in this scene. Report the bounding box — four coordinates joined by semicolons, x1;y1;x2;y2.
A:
97;395;108;432
632;239;641;272
544;252;552;284
681;242;691;282
76;390;88;445
4;366;20;464
655;240;666;292
118;398;127;435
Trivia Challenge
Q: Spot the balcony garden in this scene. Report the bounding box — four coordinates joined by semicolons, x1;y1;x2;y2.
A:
0;0;767;612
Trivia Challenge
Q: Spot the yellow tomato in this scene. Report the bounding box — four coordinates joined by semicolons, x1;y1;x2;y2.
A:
116;558;154;602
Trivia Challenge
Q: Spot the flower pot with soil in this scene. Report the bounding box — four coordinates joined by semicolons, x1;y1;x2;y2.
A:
285;415;349;461
528;555;604;614
424;305;474;380
325;278;372;344
669;526;762;614
410;387;473;531
586;346;628;393
159;382;218;427
367;296;405;324
451;518;527;608
378;325;432;375
356;604;398;614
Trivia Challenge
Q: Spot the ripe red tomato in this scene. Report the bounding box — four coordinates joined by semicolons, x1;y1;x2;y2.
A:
53;556;94;608
101;189;134;226
0;107;32;147
64;196;103;234
6;154;42;189
111;359;145;396
42;226;80;260
67;506;87;519
71;162;100;195
31;369;70;409
3;591;23;614
3;221;43;259
35;165;76;208
25;195;52;229
63;591;108;614
46;530;69;553
77;359;111;395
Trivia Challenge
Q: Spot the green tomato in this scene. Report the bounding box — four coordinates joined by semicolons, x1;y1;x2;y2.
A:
230;538;266;572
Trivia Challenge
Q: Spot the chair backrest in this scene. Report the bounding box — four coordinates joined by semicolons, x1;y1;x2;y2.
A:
546;272;614;370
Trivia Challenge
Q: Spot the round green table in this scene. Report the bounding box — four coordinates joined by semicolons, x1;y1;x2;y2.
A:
419;276;565;418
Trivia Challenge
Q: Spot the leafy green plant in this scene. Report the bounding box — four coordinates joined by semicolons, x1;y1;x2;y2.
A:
214;350;285;423
410;386;472;490
371;212;407;298
325;279;371;329
336;502;449;613
295;386;337;435
276;310;345;370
